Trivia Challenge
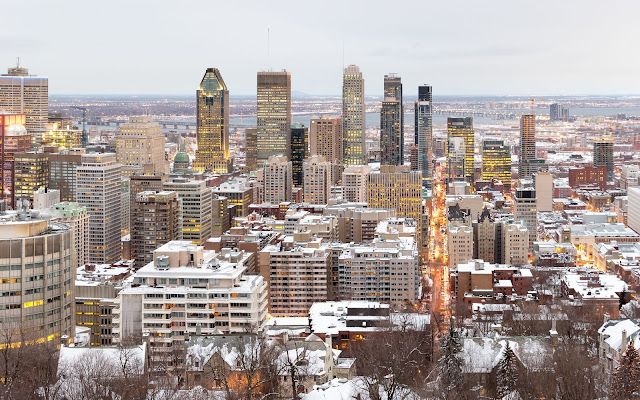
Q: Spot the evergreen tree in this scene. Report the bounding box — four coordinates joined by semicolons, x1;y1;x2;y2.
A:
619;288;628;310
496;342;518;399
439;325;462;392
611;341;640;400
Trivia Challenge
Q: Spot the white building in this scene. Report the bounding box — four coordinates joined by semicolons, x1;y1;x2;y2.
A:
598;317;640;375
303;155;332;205
502;222;530;266
163;179;212;245
263;155;293;203
76;153;122;264
115;116;168;176
49;202;90;270
628;187;640;235
113;241;268;369
448;224;473;269
514;183;537;253
341;165;371;203
33;188;60;210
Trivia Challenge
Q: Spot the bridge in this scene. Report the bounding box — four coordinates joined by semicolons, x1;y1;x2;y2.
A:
432;109;518;119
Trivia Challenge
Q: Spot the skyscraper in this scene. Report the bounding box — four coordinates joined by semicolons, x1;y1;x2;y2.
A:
303;155;332;205
13;151;49;206
0;113;30;208
0;65;48;148
380;74;403;166
481;139;511;191
76;153;122;264
415;85;433;181
163;179;212;245
245;127;258;172
257;71;291;166
342;65;365;166
290;123;308;187
193;68;232;173
116;116;167;177
447;117;474;186
549;103;569;122
594;135;615;180
519;113;536;179
310;117;342;183
263;155;293;204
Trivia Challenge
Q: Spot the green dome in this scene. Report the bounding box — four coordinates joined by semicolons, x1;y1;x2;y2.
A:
174;152;190;165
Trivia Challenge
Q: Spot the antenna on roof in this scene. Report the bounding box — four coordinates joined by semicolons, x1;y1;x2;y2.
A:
267;26;271;72
16;57;19;68
342;41;345;71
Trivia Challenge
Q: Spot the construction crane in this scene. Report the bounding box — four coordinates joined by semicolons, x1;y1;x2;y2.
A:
71;106;88;147
527;98;543;115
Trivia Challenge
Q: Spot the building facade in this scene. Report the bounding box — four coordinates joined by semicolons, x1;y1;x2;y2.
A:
163;179;212;245
303;155;332;205
415;85;433;180
447;117;474;187
290;123;308;187
342;65;366;166
115;116;167;177
263;155;293;204
481;139;511;191
257;71;292;166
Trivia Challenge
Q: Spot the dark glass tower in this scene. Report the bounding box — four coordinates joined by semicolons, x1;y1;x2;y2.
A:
415;85;433;180
380;74;403;166
290;123;308;187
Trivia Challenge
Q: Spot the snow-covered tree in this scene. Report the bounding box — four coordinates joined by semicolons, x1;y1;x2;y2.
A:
496;342;518;399
439;326;462;392
611;341;640;400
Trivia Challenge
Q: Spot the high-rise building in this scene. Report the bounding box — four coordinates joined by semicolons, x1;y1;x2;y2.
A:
193;68;232;173
213;178;254;218
48;148;84;202
310;118;342;164
115;116;167;177
628;187;640;235
415;85;433;180
129;165;168;205
257;71;291;165
42;121;82;150
121;179;130;237
13;151;49;206
163;179;212;245
0;65;48;148
594;136;615;180
49;201;90;270
0;113;30;208
519;113;536;179
447;117;474;186
481;139;511;191
0;211;74;346
380;74;403;166
211;194;230;237
131;191;181;267
290;123;308;187
76;153;122;264
549;103;569;122
342;65;366;166
502;221;529;267
341;165;372;203
514;183;537;254
448;224;473;269
303;155;332;205
245;127;258;172
535;172;553;212
262;155;293;204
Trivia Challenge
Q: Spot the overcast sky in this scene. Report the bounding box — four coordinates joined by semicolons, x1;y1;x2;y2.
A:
2;0;639;96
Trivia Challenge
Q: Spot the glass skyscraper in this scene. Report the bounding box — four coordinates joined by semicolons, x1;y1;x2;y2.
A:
342;65;365;166
447;117;475;187
380;74;403;166
257;71;291;166
415;85;433;181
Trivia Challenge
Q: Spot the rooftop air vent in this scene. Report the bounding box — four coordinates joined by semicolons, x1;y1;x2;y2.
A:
156;255;170;270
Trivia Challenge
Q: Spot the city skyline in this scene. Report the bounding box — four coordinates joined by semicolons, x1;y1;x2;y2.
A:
3;1;640;96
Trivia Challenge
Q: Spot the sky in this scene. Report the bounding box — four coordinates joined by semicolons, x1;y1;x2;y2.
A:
2;0;639;96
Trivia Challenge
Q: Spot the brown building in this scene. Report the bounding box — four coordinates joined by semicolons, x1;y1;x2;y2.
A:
13;151;49;206
129;165;168;205
212;194;230;238
131;191;181;267
309;118;342;183
452;260;533;306
245;127;257;172
568;166;607;190
205;226;280;274
0;113;30;208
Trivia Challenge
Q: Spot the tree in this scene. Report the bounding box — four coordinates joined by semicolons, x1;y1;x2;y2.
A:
496;342;518;399
619;288;629;310
610;341;640;400
438;325;462;394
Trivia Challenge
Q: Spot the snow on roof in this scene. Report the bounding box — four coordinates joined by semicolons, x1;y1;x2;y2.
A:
562;270;626;299
461;336;551;374
58;343;146;376
302;377;421;400
598;318;640;354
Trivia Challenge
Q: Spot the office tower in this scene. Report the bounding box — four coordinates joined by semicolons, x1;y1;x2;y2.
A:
481;139;511;191
42;122;82;149
131;191;181;267
193;68;232;174
13;152;48;206
121;179;130;236
163;179;212;245
447;117;474;186
0;113;30;208
129;165;168;205
519;113;536;179
380;74;403;166
0;65;48;148
0;211;74;346
535;171;553;212
303;155;332;205
628;187;640;235
368;166;422;234
415;85;433;179
49;202;89;270
262;155;293;203
594;136;615;180
514;183;537;254
114;242;267;369
342;165;372;203
48;148;84;202
213;178;254;218
256;71;291;165
290;123;308;187
211;194;230;237
473;209;497;264
116;116;167;177
310;118;342;164
33;188;60;210
245;127;258;172
550;103;569;122
259;242;331;316
342;65;366;166
76;153;122;264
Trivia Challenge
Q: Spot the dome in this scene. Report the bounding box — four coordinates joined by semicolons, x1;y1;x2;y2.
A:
6;124;28;136
173;152;190;166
